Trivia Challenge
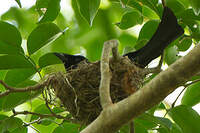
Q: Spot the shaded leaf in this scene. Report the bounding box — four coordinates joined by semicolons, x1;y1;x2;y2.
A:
0;117;23;132
137;20;160;42
181;81;200;106
176;37;192;51
2;80;41;111
27;23;62;55
76;0;100;26
190;0;200;15
117;9;143;29
38;0;61;23
127;0;142;12
0;55;32;70
169;105;200;133
165;0;185;15
53;122;79;133
38;53;62;68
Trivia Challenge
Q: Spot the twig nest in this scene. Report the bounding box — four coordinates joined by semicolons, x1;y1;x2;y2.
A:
51;57;144;124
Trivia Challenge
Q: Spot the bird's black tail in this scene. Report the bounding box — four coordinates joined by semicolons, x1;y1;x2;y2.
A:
124;7;184;67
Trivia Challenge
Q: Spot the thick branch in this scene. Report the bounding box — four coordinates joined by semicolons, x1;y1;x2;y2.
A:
81;44;200;133
99;40;119;109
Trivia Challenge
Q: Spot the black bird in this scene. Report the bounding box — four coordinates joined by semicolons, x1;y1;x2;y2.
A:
123;6;184;68
55;7;184;70
54;53;88;70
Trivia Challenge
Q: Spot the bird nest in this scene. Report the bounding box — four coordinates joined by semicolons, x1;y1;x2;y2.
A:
50;57;145;124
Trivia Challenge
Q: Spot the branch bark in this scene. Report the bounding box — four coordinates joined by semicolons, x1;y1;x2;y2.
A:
99;40;119;109
81;44;200;133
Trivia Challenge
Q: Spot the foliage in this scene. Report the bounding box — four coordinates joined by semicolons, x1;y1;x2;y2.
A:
0;0;200;132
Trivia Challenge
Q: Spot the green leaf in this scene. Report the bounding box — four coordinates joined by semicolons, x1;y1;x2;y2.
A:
14;0;22;8
4;68;36;86
176;37;192;51
164;46;179;65
38;53;62;68
190;0;200;15
27;23;62;55
169;105;200;133
31;104;63;125
142;5;159;19
136;113;172;130
76;0;100;26
120;0;129;7
0;21;22;47
0;40;23;54
0;70;7;91
177;0;190;8
134;121;148;133
38;0;61;23
117;9;143;29
0;117;23;132
127;1;142;12
137;20;160;42
181;81;200;106
137;0;161;17
53;122;79;133
170;123;182;133
1;80;41;111
179;9;200;21
0;55;32;70
165;0;185;15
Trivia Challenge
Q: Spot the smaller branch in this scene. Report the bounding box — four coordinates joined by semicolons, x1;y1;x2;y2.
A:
12;110;68;120
0;80;47;98
162;0;166;7
142;54;163;75
171;88;185;108
184;79;200;87
129;121;134;133
100;39;119;109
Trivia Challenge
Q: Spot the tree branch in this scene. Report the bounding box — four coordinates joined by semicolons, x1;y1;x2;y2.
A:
99;40;119;109
81;44;200;133
0;80;48;98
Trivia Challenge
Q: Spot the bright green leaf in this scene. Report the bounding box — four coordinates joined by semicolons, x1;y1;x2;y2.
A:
181;81;200;106
137;0;161;17
169;105;200;133
0;55;32;70
76;0;100;26
177;0;190;8
38;53;62;68
0;21;22;47
164;46;179;65
142;5;159;19
4;68;36;86
53;122;79;133
190;0;200;15
14;0;22;8
38;0;61;23
27;23;62;55
117;9;143;29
